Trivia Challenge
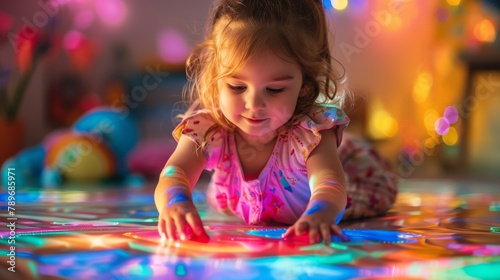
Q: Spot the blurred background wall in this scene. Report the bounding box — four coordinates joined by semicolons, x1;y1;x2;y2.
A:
1;0;499;181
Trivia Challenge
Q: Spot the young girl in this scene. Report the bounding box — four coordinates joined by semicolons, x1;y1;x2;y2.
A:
154;0;398;245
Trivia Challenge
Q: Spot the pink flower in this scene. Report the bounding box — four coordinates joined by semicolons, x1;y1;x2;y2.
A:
15;25;53;73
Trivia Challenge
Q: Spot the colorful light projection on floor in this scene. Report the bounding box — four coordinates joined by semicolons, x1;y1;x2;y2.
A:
247;228;421;243
1;179;500;279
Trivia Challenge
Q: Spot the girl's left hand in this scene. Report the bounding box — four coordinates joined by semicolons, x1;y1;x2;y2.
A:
282;200;348;245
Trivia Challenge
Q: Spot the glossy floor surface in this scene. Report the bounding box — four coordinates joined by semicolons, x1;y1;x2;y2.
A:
1;179;500;279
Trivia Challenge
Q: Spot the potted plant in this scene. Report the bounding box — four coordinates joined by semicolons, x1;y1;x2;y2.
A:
0;13;55;165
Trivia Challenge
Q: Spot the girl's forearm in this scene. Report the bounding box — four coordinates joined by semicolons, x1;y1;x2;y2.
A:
308;171;347;221
154;165;193;211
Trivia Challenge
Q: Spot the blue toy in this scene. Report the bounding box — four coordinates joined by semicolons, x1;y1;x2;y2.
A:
1;107;142;188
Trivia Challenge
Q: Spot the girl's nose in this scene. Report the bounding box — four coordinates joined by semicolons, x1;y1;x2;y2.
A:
244;90;266;110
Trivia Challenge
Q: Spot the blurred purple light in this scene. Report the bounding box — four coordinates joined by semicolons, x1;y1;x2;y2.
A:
444;106;459;124
158;29;190;64
435;117;451;135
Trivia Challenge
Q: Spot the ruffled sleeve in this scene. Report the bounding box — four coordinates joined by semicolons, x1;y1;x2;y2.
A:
172;110;223;170
290;105;350;162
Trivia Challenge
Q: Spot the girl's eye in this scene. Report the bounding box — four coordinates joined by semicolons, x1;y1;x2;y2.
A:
228;84;246;92
267;88;284;94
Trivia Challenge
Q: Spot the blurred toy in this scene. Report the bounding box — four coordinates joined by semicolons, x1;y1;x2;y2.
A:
1;107;141;188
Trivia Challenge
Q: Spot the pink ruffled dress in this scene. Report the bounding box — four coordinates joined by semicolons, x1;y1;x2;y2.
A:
173;105;351;225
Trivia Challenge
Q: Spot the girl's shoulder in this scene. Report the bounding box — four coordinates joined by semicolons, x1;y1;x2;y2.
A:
294;104;350;139
172;110;221;146
172;110;227;171
285;104;350;161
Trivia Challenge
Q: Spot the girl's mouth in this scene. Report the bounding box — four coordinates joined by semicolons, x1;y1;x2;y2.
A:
243;117;267;124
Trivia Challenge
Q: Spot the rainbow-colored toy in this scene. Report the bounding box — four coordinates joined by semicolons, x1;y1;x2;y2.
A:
1;107;139;188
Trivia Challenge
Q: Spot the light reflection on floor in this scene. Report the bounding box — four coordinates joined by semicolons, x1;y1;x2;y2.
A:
1;179;500;279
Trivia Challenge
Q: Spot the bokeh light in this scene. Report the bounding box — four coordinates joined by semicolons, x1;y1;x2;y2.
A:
157;29;191;64
332;0;349;11
63;30;84;50
444;106;459;124
322;0;333;10
442;127;458;146
447;0;461;6
435;117;451;135
95;0;126;27
368;107;398;139
473;19;497;43
424;109;440;131
413;72;433;103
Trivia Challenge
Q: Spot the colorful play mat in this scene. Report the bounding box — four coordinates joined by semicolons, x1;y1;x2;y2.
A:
1;179;500;279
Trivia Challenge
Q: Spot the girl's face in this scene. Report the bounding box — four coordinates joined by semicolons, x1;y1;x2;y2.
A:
218;51;303;140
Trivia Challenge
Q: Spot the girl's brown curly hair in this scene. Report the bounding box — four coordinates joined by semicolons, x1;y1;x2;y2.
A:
183;0;348;132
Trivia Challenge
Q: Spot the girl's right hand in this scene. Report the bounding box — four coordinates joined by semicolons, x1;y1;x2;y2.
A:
158;201;210;243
